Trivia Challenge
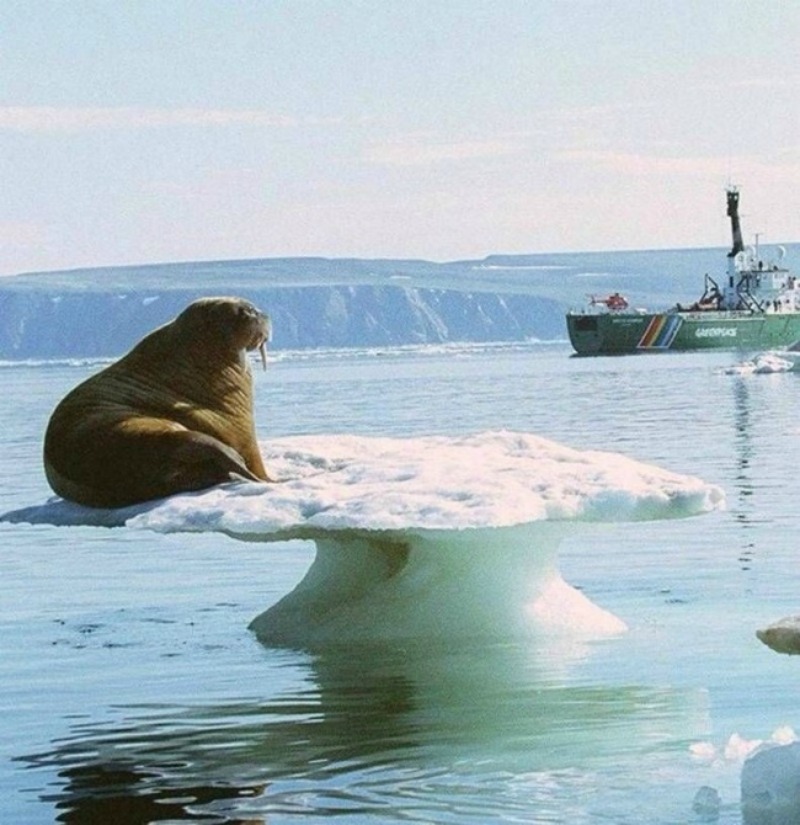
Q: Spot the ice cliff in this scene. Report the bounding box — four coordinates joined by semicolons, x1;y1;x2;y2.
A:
0;281;563;358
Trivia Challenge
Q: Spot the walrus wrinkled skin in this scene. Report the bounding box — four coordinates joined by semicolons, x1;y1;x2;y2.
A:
44;296;272;508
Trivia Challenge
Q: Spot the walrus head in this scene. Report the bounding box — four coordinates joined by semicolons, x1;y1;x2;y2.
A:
175;297;272;369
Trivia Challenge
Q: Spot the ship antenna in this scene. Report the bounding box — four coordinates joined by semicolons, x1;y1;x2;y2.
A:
727;186;745;259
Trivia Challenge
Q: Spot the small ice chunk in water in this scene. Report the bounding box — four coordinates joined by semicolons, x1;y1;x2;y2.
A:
692;785;721;819
690;729;796;766
690;741;718;762
772;727;799;746
725;351;796;375
726;733;764;762
752;353;794;373
757;615;800;655
741;742;800;824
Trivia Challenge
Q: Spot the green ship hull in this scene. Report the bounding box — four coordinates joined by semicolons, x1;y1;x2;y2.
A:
566;310;800;356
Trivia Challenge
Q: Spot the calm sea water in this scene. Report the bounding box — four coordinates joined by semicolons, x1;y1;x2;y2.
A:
3;342;800;824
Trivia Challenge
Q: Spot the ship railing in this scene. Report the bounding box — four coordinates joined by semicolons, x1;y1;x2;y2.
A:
681;309;759;320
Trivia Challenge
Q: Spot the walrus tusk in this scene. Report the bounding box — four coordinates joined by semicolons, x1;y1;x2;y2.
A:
258;340;267;371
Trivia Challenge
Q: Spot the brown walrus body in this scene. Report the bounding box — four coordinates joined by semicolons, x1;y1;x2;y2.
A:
44;297;272;508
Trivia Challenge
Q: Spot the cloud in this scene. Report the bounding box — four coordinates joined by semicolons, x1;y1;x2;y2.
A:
0;106;330;133
364;135;525;167
556;148;800;181
690;73;800;94
555;149;717;175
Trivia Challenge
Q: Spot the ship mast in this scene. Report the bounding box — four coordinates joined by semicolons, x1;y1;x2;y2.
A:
727;187;744;259
726;186;744;287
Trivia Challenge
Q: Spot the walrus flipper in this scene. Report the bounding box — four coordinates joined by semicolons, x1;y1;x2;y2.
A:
45;430;264;509
164;432;265;494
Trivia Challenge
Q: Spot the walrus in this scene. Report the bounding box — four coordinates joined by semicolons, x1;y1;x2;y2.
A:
44;296;272;508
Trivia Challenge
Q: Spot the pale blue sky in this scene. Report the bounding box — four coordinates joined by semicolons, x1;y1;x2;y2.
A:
1;1;798;275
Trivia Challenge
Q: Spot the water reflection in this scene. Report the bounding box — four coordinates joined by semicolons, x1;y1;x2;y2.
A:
731;376;757;571
39;764;264;824
22;642;708;823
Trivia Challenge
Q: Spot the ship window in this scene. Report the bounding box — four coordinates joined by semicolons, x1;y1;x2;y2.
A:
574;316;598;332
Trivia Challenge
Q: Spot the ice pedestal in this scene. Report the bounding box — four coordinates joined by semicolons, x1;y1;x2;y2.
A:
2;431;724;648
247;524;624;646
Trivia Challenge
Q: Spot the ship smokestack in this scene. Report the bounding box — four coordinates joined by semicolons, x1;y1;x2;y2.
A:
727;187;744;259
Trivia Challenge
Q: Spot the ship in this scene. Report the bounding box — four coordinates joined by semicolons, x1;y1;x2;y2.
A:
566;187;800;355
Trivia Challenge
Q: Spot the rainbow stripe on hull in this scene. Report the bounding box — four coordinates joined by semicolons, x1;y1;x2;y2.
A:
637;314;683;350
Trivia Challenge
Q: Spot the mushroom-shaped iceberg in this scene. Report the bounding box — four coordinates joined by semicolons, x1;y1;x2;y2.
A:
3;431;724;648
